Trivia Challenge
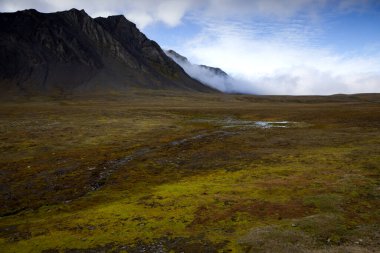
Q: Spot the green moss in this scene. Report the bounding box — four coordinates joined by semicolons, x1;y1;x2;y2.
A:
1;94;379;252
303;194;344;212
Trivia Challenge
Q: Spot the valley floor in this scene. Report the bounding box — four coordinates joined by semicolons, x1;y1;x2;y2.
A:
0;92;379;252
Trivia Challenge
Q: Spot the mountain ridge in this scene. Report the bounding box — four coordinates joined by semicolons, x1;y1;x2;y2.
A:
165;49;229;78
0;9;215;96
165;49;233;92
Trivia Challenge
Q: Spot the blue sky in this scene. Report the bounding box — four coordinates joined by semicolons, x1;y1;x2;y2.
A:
1;0;380;94
144;3;380;56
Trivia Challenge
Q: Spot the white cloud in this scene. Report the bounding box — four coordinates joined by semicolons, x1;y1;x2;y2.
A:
165;50;242;93
178;20;380;95
155;0;195;27
204;0;326;19
338;0;370;11
124;10;154;29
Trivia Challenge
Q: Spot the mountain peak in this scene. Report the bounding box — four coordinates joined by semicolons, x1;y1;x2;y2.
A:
165;50;228;78
0;10;215;95
95;14;138;33
165;50;189;63
200;65;228;78
16;8;88;16
104;14;131;22
59;8;91;20
17;9;39;14
67;8;86;13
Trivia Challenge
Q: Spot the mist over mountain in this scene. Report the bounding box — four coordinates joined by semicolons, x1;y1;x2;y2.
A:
165;49;238;93
0;9;215;96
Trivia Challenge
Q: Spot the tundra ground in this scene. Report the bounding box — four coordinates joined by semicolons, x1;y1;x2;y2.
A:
0;92;379;252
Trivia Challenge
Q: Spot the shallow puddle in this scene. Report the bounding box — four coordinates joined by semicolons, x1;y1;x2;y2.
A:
192;117;302;129
253;121;292;128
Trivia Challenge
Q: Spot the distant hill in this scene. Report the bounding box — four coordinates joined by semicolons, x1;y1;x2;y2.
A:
165;50;229;78
165;49;232;92
0;9;215;96
199;65;229;78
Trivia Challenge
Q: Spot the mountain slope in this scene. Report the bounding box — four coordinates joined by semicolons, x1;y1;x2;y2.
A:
166;50;229;79
165;49;233;92
0;9;215;95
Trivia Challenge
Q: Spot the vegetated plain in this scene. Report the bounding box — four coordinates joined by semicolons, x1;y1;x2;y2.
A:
0;91;379;253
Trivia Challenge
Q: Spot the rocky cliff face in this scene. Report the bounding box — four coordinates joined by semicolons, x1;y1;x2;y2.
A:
0;9;214;95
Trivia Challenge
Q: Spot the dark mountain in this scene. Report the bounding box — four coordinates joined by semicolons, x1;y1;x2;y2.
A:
0;9;215;96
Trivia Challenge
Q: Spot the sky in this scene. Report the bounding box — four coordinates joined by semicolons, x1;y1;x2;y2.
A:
1;0;380;95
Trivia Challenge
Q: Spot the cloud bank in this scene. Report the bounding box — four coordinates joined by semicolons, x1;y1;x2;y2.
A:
165;50;242;93
171;61;235;93
179;20;380;95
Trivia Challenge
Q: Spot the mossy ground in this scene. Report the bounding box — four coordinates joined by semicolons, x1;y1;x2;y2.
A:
0;92;379;252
